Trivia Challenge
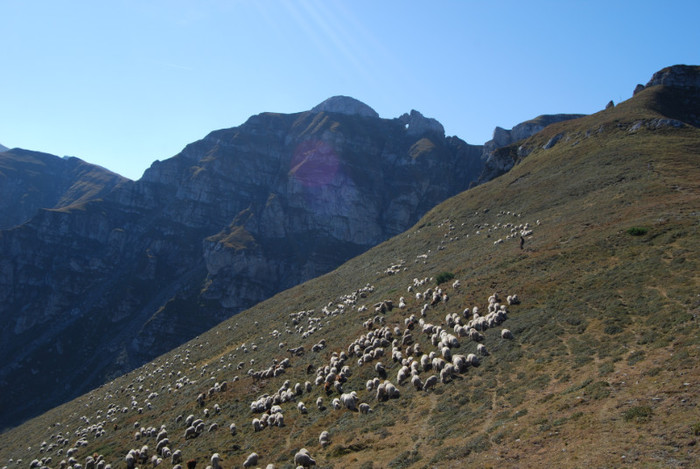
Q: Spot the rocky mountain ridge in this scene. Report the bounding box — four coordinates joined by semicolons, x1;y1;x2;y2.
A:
1;98;490;429
0;148;129;230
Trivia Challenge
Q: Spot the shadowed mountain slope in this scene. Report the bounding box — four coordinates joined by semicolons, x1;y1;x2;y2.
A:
0;66;697;467
0;98;485;429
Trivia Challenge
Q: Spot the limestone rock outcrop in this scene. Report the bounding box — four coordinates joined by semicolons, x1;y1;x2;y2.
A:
643;64;700;90
311;95;380;118
478;114;585;182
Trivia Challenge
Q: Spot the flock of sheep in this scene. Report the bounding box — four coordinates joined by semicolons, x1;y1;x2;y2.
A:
3;212;534;468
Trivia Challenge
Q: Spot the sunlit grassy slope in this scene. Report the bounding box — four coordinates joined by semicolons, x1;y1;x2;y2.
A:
1;84;698;468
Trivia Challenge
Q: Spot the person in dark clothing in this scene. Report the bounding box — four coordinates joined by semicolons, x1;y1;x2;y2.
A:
520;236;525;250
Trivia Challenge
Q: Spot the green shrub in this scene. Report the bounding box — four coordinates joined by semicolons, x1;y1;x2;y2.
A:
627;350;646;366
627;227;648;236
623;405;653;423
435;271;455;285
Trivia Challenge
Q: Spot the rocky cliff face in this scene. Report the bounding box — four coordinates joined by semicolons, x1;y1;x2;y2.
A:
0;97;484;429
0;148;129;229
478;114;586;182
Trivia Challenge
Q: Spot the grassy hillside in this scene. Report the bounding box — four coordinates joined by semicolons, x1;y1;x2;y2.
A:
1;84;698;468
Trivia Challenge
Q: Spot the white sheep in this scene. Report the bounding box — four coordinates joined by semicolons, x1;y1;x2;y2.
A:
501;329;514;339
229;422;237;436
340;391;358;411
319;431;330;448
396;366;410;384
242;453;258;468
423;375;438;391
252;418;263;432
297;402;308;414
359;403;372;414
294;449;316;468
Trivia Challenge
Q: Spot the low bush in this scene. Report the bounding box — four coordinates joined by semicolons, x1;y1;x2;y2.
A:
435;271;455;285
627;227;648;236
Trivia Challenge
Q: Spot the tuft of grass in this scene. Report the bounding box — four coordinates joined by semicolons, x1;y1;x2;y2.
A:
691;422;700;436
584;381;611;400
387;449;421;468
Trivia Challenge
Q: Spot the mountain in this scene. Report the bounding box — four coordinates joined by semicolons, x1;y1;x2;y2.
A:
0;65;697;467
0;143;8;152
0;97;488;429
0;148;129;230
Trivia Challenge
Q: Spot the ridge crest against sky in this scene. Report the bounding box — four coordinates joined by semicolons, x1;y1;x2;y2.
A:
2;0;699;180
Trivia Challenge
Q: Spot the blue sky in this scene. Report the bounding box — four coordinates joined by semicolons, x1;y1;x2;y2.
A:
2;0;699;180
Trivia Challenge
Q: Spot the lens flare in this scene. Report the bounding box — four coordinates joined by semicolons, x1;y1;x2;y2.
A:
289;140;340;187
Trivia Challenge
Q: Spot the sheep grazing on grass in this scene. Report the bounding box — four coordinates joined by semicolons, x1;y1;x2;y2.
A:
396;366;410;384
423;375;438;391
252;418;263;432
185;425;197;440
155;439;169;455
375;362;387;379
210;454;221;469
297;402;308;414
452;354;468;373
331;398;341;410
171;451;182;465
229;423;237;436
294;449;316;468
319;431;330;448
501;329;514;339
411;374;424;390
242;453;258;468
359;403;372;414
440;364;456;383
316;397;325;410
477;344;489;356
340;391;358;411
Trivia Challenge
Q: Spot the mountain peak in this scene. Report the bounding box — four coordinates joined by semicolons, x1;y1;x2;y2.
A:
311;95;379;118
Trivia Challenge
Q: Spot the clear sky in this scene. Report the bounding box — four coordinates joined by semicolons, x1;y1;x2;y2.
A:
2;0;699;180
